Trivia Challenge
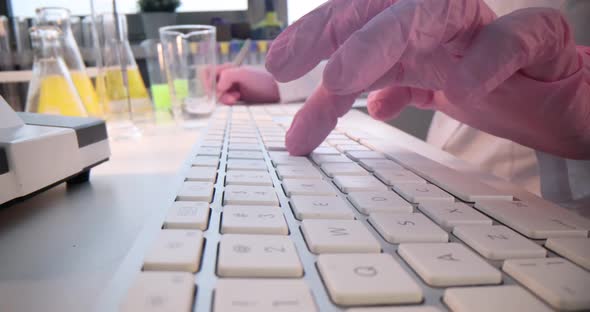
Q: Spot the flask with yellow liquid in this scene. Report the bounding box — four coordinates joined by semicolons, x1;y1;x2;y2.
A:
25;26;87;117
99;13;153;123
35;7;103;117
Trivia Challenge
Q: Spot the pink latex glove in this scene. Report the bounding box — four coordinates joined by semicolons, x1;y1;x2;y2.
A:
204;63;279;105
266;0;590;158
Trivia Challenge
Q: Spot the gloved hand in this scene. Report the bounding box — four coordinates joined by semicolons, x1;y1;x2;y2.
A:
266;0;590;159
203;63;280;105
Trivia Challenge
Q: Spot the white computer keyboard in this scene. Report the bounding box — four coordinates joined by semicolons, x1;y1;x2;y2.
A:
120;105;590;312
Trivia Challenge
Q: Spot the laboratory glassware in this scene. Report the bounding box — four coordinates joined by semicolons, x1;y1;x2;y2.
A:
141;39;171;114
0;16;23;111
159;25;217;122
25;26;87;117
99;13;153;123
35;7;103;116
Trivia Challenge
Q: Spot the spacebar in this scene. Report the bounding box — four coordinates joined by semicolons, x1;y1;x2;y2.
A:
363;140;513;202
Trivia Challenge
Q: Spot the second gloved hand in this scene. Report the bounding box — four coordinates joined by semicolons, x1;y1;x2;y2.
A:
214;64;280;105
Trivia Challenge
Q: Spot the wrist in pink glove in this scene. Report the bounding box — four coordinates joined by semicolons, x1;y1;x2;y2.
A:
267;0;590;159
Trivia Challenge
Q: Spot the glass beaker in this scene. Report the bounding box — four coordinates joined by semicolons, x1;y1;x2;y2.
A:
25;26;87;117
160;25;217;122
100;13;153;123
35;7;103;117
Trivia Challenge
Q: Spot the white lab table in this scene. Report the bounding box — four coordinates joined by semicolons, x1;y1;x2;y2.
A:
0;121;202;312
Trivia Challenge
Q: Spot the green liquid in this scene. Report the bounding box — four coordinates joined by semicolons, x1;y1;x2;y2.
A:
173;79;189;100
151;84;171;111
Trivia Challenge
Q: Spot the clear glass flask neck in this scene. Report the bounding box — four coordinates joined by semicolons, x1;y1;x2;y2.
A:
30;26;63;60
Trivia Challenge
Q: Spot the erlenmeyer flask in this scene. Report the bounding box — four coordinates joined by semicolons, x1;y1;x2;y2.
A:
100;13;153;123
35;7;103;117
25;26;87;117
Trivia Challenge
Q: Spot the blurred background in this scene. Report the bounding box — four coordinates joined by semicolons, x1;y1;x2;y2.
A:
0;0;434;139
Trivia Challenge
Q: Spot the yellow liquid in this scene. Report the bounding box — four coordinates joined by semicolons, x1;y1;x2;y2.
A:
37;75;87;116
71;71;103;117
105;67;150;101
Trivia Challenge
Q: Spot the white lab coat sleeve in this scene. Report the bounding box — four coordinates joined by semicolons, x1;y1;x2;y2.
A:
535;1;590;213
276;61;326;103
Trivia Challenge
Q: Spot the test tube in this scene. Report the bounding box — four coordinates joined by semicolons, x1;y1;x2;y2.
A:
218;42;230;63
248;40;258;65
141;39;170;115
229;40;241;61
257;40;269;65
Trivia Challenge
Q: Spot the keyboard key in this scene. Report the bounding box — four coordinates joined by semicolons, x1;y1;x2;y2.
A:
345;150;384;161
370;212;448;243
121;272;195;312
503;257;590;311
335;144;370;153
418;201;492;231
192;156;219;167
343;129;372;141
453;225;547;260
545;237;590;270
311;154;353;164
321;163;369;177
221;206;287;235
393;183;454;203
290;195;355;220
347;307;442;312
443;285;553;312
226;159;268;171
143;229;204;272
301;219;381;253
229;132;257;139
265;141;287;151
276;165;322;179
204;135;224;141
375;169;426;185
228;143;261;151
201;140;223;148
223;185;278;206
228;151;264;160
326;133;350;140
311;146;340;155
317;253;423;306
474;200;589;239
348;191;412;214
185;166;217;182
177;181;214;202
196;146;221;156
333;175;388;193
282;179;337;196
368;143;514;202
225;170;273;186
164;201;210;230
214;279;317;312
358;158;404;172
269;152;313;166
398;243;502;287
327;138;357;146
217;234;303;277
229;137;258;144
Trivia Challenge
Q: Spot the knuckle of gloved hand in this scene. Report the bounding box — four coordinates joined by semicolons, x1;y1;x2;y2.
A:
514;8;571;63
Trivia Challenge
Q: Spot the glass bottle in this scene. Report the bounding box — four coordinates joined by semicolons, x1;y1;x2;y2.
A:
35;7;103;117
25;26;87;117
